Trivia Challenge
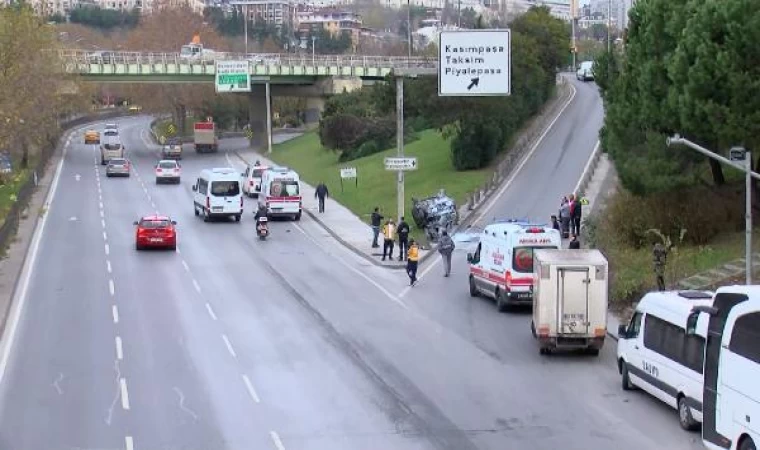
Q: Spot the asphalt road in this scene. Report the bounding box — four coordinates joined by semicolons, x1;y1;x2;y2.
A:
0;79;705;450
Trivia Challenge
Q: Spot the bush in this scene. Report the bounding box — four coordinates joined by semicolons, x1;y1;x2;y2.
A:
450;121;502;170
321;114;397;161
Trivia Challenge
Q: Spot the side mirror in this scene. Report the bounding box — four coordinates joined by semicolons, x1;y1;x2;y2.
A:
466;253;473;263
133;221;138;226
617;324;628;339
171;220;177;225
685;312;699;335
192;185;197;191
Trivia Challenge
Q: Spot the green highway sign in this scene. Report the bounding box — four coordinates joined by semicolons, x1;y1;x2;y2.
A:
215;60;251;93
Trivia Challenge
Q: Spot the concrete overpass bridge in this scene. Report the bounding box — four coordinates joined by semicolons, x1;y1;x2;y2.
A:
60;49;438;146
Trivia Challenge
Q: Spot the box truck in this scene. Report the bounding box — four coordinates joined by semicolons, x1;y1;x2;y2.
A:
531;249;609;356
194;121;218;153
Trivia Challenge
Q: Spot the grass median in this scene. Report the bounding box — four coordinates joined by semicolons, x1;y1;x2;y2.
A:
267;130;490;242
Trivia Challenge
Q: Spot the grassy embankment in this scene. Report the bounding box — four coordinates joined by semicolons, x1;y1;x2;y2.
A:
266;130;490;242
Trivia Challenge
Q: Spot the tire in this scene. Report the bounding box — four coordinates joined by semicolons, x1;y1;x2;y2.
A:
586;348;600;356
531;321;536;338
739;438;756;450
234;214;241;222
176;178;181;184
295;212;302;221
203;209;210;222
678;395;699;431
621;361;635;391
194;205;199;216
469;276;478;297
495;289;508;312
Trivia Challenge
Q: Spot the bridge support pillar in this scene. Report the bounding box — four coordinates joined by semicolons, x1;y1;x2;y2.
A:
247;85;271;149
304;97;325;127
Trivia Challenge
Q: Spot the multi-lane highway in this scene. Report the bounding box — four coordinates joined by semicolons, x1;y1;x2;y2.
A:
0;77;704;450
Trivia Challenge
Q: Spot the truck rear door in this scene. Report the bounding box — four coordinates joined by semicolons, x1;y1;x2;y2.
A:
557;267;590;336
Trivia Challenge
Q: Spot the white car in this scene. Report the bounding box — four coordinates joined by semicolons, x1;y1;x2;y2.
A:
576;61;594;81
155;160;181;184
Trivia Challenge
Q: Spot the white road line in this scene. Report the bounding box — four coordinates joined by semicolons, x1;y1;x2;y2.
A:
192;279;201;293
100;210;104;218
112;305;120;324
107;260;112;273
181;260;190;272
472;82;578;224
270;431;286;450
105;243;110;255
242;374;260;403
573;140;601;193
221;334;237;358
125;436;134;450
115;336;123;360
101;219;106;228
119;378;130;410
398;260;441;298
0;136;69;385
109;279;115;296
292;223;408;310
205;303;217;320
175;247;181;254
99;201;103;209
103;231;108;241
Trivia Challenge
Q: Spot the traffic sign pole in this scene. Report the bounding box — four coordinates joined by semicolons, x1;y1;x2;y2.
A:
265;81;272;154
396;76;404;223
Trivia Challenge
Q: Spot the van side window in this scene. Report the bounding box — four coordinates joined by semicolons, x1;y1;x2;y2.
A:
729;312;760;364
472;243;481;264
627;312;643;338
644;315;705;374
198;178;208;195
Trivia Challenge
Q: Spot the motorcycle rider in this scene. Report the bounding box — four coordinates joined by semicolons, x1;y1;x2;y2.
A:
254;204;268;234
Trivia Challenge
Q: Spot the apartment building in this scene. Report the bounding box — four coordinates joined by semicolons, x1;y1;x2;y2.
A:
481;0;572;21
588;0;634;30
230;0;296;27
295;8;362;44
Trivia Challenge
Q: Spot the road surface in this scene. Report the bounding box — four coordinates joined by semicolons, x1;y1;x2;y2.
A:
0;82;704;450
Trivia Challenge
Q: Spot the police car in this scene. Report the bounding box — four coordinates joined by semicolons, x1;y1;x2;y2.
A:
467;219;562;312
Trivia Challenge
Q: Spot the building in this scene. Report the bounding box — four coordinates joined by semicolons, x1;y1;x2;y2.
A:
482;0;572;21
295;9;362;46
588;0;633;30
230;0;296;28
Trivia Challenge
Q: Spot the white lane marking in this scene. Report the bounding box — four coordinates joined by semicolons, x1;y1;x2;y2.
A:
125;436;134;450
192;279;201;293
112;305;120;323
472;82;578;224
242;374;260;403
573;140;601;193
270;431;286;450
102;219;106;228
115;336;123;360
221;334;237;358
119;378;130;410
105;243;110;255
109;279;115;296
99;201;103;209
107;260;112;273
292;223;408;310
0;137;69;385
181;260;190;272
100;210;104;218
205;303;217;320
103;231;108;241
398;259;442;298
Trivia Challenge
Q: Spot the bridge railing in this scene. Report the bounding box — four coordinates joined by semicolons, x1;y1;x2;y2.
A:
59;49;438;70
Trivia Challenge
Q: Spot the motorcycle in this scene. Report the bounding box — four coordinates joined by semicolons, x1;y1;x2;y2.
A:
256;216;269;240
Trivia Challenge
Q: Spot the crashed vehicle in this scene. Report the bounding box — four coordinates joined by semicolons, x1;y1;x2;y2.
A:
411;190;458;242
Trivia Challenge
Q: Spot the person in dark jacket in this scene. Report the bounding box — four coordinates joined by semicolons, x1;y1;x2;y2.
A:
568;234;581;249
315;182;329;213
397;217;410;261
438;230;455;277
571;194;582;236
370;207;383;248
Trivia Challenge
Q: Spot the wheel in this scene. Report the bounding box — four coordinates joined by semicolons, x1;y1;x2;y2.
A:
677;395;699;431
739;437;756;450
621;361;635;391
194;205;199;216
234;214;241;222
203;209;210;222
531;321;536;338
495;289;508;312
106;173;112;178
294;211;301;221
469;276;478;297
586;348;600;356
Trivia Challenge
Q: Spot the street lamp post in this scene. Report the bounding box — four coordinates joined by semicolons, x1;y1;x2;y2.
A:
407;0;412;58
311;35;316;65
667;135;759;284
244;5;249;54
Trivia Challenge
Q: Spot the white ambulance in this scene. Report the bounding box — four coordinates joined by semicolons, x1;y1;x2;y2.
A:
257;166;302;221
466;220;562;312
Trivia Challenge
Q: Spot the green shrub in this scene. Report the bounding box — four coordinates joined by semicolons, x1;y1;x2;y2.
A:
450;121;502;170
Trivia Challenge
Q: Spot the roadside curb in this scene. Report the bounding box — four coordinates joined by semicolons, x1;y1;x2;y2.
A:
232;151;436;270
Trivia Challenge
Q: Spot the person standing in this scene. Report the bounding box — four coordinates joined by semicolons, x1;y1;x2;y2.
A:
571;193;582;236
315;182;329;213
568;234;581;249
407;239;420;286
370;207;383;248
559;197;571;239
381;218;396;261
438;230;455;277
653;242;669;291
397;216;410;261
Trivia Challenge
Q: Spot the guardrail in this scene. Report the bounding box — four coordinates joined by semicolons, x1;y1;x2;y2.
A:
59;49;438;71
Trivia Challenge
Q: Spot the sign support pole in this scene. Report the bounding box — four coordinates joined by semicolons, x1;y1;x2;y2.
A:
265;81;273;154
396;76;404;223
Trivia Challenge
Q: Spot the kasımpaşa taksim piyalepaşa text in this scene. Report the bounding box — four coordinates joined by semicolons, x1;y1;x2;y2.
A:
442;45;506;76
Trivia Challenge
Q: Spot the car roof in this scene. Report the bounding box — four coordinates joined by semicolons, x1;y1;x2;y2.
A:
140;215;171;221
158;159;178;163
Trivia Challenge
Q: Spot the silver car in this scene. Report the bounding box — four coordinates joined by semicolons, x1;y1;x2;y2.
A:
106;158;131;177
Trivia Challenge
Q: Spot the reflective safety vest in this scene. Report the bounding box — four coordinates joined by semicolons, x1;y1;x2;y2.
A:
408;245;419;261
382;224;396;240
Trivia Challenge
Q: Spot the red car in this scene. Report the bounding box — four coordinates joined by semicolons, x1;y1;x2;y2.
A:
134;215;177;250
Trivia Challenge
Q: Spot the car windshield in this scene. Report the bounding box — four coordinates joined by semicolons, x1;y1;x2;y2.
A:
140;219;170;228
104;130;118;136
252;169;265;178
210;181;240;196
269;180;299;197
109;159;126;165
159;161;177;169
512;245;557;273
104;143;121;150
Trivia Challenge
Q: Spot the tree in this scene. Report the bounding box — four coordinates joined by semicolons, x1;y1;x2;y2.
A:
69;6;139;30
510;6;570;91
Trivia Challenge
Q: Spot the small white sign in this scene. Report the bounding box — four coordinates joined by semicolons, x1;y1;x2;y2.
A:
340;167;357;178
215;60;251;93
438;30;511;97
385;157;418;171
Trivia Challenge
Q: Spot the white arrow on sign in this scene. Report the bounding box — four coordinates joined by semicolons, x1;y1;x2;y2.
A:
75;174;81;181
385;157;418;171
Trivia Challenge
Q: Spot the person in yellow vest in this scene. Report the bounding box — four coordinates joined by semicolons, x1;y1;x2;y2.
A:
381;218;396;261
407;239;420;286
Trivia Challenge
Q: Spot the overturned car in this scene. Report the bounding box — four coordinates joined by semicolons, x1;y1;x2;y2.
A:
411;190;458;242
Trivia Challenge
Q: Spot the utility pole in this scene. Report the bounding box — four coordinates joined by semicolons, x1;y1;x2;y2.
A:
571;0;577;70
265;82;272;154
407;0;412;58
667;135;759;284
607;0;611;54
244;4;249;54
396;75;404;222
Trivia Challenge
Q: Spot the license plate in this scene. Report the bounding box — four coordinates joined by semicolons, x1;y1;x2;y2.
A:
516;293;531;299
150;238;162;243
212;207;223;211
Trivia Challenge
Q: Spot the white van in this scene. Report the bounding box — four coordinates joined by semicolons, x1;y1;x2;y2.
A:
617;290;714;431
257;167;302;220
532;249;609;355
466;219;562;311
192;168;244;222
577;60;594;81
100;135;124;165
241;164;270;198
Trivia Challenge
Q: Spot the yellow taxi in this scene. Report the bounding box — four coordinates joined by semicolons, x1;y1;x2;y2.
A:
84;129;100;145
